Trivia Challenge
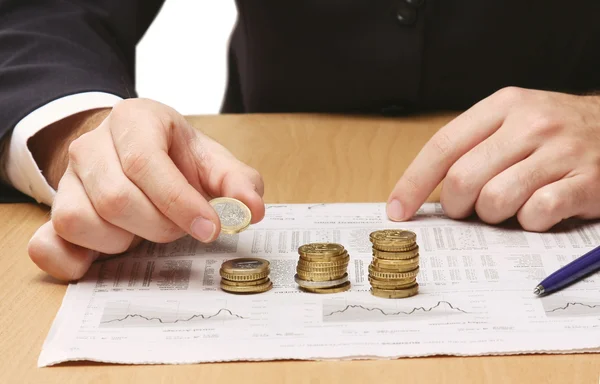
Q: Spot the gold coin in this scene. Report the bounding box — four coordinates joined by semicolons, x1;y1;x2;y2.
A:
296;271;348;282
372;255;419;266
368;264;419;280
373;246;419;260
297;254;350;268
220;279;273;294
369;229;417;246
220;269;270;281
298;243;345;257
370;283;419;299
299;250;349;262
371;258;419;272
372;243;418;252
220;277;270;287
300;281;351;294
209;197;252;234
296;265;348;275
368;277;416;289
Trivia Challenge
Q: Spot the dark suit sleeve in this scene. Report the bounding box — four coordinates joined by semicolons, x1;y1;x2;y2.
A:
0;0;165;203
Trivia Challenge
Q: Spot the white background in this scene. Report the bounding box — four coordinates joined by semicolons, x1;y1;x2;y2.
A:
136;2;237;116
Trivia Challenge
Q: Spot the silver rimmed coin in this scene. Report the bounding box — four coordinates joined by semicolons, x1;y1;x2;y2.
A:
209;197;252;234
294;273;348;288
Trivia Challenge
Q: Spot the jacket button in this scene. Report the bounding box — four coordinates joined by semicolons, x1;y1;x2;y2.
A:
396;6;417;25
405;0;425;7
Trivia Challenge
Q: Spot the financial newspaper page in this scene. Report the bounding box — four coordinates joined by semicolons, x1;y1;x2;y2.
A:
38;203;600;367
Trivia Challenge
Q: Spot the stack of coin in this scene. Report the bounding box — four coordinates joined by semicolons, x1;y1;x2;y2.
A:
368;229;420;298
219;257;273;294
294;243;351;294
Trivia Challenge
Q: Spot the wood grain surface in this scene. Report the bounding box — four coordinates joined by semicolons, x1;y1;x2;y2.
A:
1;113;598;384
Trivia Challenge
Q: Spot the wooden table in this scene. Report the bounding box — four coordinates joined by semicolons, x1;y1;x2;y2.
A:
1;113;598;383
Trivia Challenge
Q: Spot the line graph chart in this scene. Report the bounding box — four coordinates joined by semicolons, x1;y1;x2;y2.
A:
99;300;249;328
322;298;471;323
541;296;600;318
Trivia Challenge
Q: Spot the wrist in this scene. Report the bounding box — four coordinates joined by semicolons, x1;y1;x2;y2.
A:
28;108;111;189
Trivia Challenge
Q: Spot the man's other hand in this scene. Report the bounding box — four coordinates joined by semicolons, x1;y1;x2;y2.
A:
387;87;600;231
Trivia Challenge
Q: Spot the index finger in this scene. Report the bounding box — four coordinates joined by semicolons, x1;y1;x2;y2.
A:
386;88;518;221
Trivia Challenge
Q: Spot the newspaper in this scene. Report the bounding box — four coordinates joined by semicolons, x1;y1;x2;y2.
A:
38;202;600;367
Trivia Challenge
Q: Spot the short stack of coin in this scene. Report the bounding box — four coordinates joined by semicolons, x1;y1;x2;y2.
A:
294;243;351;294
219;257;273;294
368;229;420;298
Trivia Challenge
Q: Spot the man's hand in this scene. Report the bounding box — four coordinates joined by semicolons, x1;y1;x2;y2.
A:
28;98;265;281
386;87;600;231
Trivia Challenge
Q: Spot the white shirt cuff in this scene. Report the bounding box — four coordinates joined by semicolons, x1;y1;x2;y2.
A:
5;92;123;206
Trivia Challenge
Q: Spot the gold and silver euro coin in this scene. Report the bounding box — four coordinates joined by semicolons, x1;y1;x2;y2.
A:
209;197;252;234
219;257;270;281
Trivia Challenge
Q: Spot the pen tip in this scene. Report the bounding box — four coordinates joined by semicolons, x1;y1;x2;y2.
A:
533;285;544;296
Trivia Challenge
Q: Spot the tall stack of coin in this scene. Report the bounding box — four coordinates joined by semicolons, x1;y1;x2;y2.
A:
368;229;420;298
294;243;351;293
219;257;273;294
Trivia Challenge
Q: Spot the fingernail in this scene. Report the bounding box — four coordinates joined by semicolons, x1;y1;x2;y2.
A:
387;199;404;221
191;217;216;242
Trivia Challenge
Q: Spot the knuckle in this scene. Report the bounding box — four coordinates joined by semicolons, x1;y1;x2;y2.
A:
532;189;563;217
111;98;140;120
94;185;131;220
121;148;151;179
51;206;84;238
112;98;174;129
479;183;507;216
495;86;527;105
527;112;560;135
445;166;473;195
67;137;86;165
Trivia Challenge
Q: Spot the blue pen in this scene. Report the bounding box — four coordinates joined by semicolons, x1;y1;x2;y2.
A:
534;244;600;296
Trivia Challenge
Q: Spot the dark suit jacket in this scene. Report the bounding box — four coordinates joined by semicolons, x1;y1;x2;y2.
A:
1;0;600;203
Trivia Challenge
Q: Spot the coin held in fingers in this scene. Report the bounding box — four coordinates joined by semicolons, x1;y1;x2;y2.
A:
209;197;252;234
